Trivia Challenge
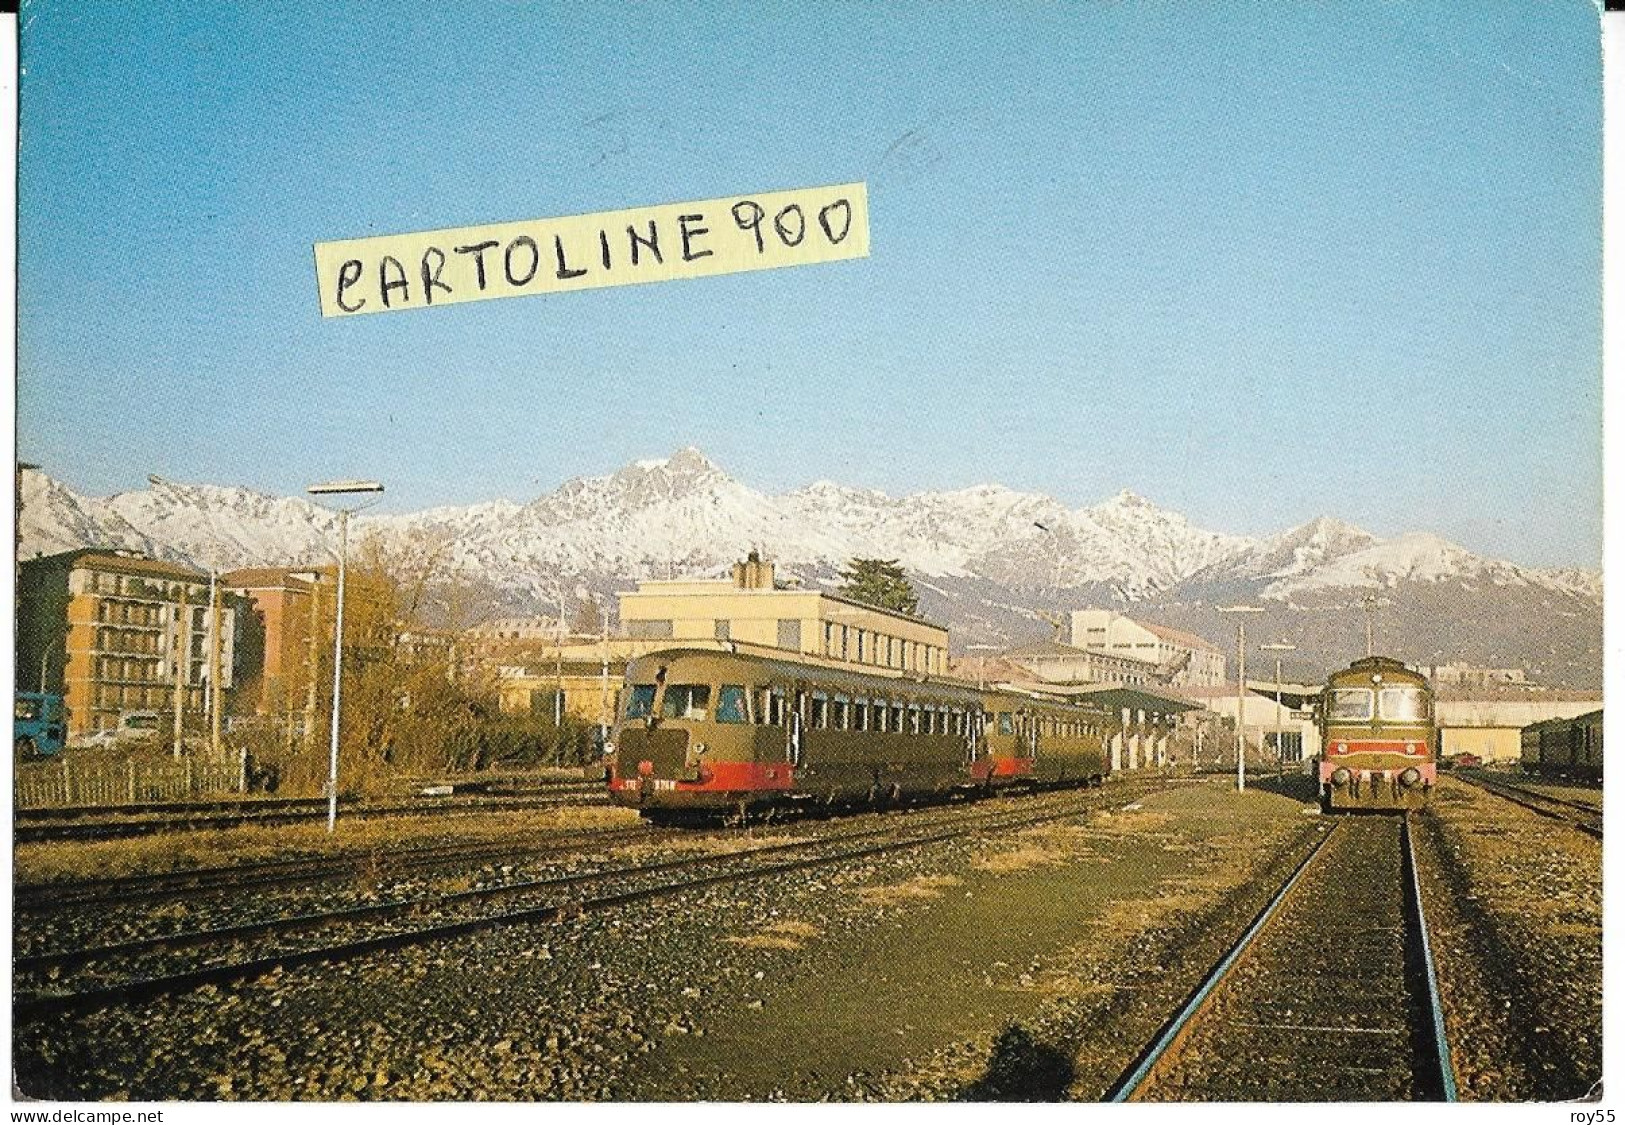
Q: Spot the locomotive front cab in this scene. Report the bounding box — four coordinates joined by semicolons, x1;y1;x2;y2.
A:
1318;658;1436;811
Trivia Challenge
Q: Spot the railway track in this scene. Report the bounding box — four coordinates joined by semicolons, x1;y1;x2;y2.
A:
14;823;661;914
1452;773;1602;839
1107;814;1456;1102
13;786;606;844
14;778;1170;1023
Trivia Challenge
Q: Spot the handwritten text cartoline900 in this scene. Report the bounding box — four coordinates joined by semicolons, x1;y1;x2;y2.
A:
312;183;869;318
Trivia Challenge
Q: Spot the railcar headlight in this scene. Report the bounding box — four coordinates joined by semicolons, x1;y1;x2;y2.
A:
603;742;616;758
1331;767;1351;786
1399;768;1421;788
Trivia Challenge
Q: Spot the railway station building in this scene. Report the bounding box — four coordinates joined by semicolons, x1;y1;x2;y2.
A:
1068;610;1228;687
617;553;950;676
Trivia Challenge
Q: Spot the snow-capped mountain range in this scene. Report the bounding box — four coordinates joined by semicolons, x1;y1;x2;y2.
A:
17;449;1603;684
18;448;1599;601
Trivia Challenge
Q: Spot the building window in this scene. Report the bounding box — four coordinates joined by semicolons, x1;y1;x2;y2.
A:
856;631;867;663
714;620;731;641
777;619;801;651
840;625;849;661
824;622;835;656
626;619;673;639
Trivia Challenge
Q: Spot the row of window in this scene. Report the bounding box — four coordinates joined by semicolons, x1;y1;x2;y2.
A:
89;684;195;709
821;623;941;673
624;683;1116;740
78;570;204;600
96;601;166;627
94;628;164;656
626;682;974;735
96;655;164;682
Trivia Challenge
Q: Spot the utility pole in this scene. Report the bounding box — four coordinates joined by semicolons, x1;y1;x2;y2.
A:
209;570;223;759
1217;606;1264;792
307;479;385;832
1362;593;1380;657
172;581;190;760
599;606;611;750
1261;641;1297;777
306;578;322;755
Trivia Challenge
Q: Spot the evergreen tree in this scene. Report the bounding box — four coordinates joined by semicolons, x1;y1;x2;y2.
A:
836;558;920;616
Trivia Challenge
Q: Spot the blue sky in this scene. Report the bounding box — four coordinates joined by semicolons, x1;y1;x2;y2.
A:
18;1;1603;567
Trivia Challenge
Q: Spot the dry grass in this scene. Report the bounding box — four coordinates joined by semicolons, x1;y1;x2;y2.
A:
609;831;797;863
725;918;824;951
856;873;963;907
973;822;1107;874
14;805;639;885
1087;809;1176;835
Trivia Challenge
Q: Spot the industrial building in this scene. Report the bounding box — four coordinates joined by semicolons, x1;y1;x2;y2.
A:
1068;609;1228;687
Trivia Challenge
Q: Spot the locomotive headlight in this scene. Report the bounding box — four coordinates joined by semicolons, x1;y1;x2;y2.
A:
1399;768;1421;788
1331;767;1351;787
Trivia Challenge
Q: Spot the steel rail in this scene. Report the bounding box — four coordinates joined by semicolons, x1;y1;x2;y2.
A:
1107;813;1458;1103
1402;813;1458;1101
1105;820;1341;1102
1454;774;1602;840
14;779;1164;1022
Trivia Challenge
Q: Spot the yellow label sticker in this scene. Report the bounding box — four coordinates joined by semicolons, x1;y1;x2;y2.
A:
313;182;869;318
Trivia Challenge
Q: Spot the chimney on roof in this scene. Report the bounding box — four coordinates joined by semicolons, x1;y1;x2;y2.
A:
732;552;775;590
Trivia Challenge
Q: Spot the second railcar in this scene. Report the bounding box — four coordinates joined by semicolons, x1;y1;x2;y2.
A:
981;689;1111;787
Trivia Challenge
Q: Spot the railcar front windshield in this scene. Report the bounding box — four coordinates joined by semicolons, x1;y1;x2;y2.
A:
1378;686;1429;722
1328;688;1374;722
661;684;711;721
624;684;656;720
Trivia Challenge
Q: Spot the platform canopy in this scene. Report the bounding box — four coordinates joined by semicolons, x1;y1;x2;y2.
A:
1242;680;1322;709
995;680;1204;717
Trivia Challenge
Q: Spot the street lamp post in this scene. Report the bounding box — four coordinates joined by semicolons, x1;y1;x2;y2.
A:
1260;641;1297;777
1217;606;1264;792
307;479;384;833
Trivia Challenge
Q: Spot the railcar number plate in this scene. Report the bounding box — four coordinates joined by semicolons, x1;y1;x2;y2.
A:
651;779;677;791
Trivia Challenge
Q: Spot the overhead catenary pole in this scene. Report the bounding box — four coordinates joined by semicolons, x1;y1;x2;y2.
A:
1217;606;1264;792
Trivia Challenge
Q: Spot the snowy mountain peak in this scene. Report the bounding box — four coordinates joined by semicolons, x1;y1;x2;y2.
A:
17;457;1600;617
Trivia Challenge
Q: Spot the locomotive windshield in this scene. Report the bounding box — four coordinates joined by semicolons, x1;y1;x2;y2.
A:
624;684;656;719
1378;686;1428;722
661;684;711;720
1327;688;1374;721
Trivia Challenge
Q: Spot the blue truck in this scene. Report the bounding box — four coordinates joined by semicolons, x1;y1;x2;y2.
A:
14;692;67;760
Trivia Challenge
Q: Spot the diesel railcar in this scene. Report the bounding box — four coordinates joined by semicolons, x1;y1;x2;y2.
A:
605;645;1122;820
606;646;992;820
1316;656;1437;811
1521;709;1602;781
